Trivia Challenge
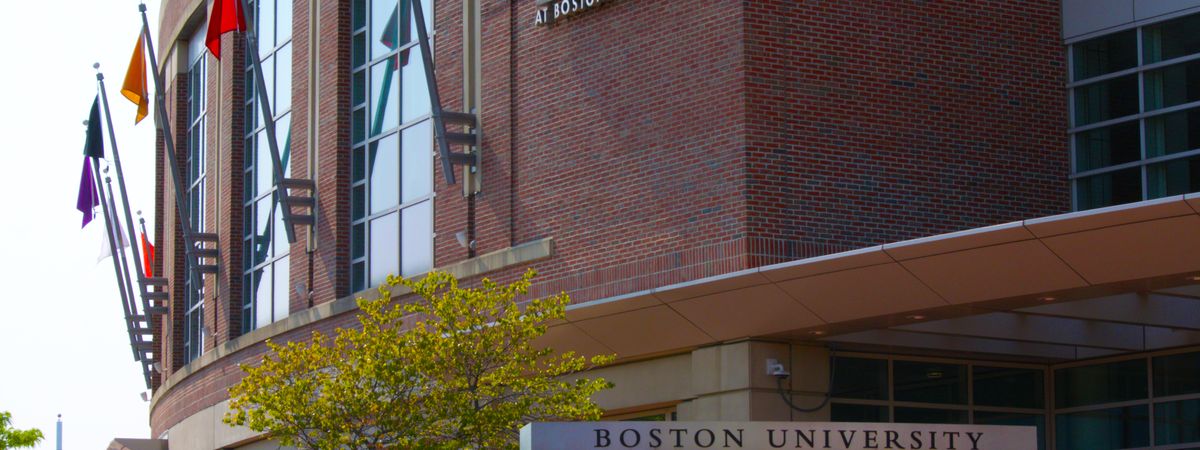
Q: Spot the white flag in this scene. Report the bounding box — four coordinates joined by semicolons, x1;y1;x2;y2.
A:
98;216;129;263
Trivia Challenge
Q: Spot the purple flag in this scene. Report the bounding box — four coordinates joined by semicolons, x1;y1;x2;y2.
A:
76;157;99;228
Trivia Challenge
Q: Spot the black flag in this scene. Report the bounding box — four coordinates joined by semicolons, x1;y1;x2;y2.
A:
86;96;105;158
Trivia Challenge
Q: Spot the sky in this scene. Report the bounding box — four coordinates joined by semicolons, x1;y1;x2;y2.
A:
0;1;162;448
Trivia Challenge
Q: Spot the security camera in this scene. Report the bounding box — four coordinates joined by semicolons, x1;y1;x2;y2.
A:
766;358;790;379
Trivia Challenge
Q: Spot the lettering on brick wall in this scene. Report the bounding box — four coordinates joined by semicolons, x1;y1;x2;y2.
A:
534;0;609;26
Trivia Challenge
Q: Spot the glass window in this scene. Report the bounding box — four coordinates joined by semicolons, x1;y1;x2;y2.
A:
1055;405;1150;450
1148;155;1200;198
352;0;434;292
184;23;208;364
1073;30;1137;80
1145;60;1200;111
893;361;967;405
1071;13;1200;209
243;0;293;335
1146;107;1200;158
1155;398;1200;446
1076;167;1142;210
1144;13;1200;64
1075;122;1141;172
1073;75;1139;126
1155;351;1200;397
830;404;888;423
1055;359;1147;409
974;366;1045;409
831;357;887;400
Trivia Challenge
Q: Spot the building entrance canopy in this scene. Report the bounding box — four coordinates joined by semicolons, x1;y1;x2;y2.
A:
544;194;1200;363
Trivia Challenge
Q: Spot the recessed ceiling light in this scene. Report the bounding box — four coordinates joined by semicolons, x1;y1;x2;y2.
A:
1188;275;1200;282
906;314;926;320
808;330;826;336
1039;296;1057;302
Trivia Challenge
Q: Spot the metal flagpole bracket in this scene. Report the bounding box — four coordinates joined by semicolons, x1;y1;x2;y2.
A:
238;0;314;245
410;0;479;186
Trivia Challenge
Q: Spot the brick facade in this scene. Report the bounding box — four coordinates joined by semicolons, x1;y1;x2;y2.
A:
150;0;1069;436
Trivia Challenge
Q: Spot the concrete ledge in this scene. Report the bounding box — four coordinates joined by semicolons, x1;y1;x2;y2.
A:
150;238;554;415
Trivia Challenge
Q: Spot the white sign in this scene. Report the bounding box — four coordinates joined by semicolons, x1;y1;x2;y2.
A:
520;422;1036;450
534;0;611;26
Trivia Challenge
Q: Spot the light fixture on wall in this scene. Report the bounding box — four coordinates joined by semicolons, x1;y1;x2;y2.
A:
455;231;476;251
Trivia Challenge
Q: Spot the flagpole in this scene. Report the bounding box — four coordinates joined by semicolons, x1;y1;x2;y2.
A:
95;66;148;287
97;163;142;362
237;0;300;244
106;171;155;388
138;211;152;277
88;125;139;362
135;10;206;322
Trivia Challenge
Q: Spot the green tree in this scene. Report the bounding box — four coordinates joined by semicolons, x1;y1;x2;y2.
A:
0;411;43;450
224;269;614;449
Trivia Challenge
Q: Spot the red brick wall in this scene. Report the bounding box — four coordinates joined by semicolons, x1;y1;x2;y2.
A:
742;0;1070;266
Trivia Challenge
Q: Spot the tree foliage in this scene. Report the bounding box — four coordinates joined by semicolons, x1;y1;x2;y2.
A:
224;269;614;449
0;411;43;450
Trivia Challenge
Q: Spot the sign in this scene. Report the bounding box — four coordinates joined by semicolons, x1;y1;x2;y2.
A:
520;422;1036;450
534;0;610;26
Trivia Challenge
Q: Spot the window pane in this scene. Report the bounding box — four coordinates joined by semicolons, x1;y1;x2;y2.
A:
1075;122;1141;172
1155;398;1200;446
1055;359;1147;408
1148;155;1200;198
275;43;292;113
256;130;273;194
352;184;366;220
893;407;967;424
255;266;272;329
369;133;399;214
973;366;1045;409
401;200;432;277
352;223;365;259
1146;107;1200;157
352;107;366;143
1076;167;1142;210
401;120;433;203
1055;405;1149;450
831;357;888;400
254;197;273;265
402;49;431;123
1144;13;1200;64
352;261;366;293
260;0;277;52
260;55;274;125
1145;60;1200;111
277;0;292;43
830;404;888;423
1155;351;1200;397
272;196;288;256
273;256;290;322
894;361;967;404
369;212;399;286
353;69;366;106
353;0;366;30
1073;75;1139;126
370;60;400;136
353;147;366;182
372;0;398;58
975;412;1045;450
1073;30;1137;80
353;32;367;69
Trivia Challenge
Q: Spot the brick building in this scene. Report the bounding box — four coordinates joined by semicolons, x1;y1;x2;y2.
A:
113;0;1200;448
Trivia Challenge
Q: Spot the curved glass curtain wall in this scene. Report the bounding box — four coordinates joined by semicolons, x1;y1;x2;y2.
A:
350;0;434;294
242;0;293;334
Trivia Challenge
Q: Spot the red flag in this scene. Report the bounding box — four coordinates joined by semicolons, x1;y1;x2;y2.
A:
140;232;156;278
205;0;247;60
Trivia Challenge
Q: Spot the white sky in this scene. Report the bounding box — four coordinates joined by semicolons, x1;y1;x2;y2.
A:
0;1;162;447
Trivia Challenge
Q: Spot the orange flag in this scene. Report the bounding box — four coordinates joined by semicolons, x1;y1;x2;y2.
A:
121;33;149;124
